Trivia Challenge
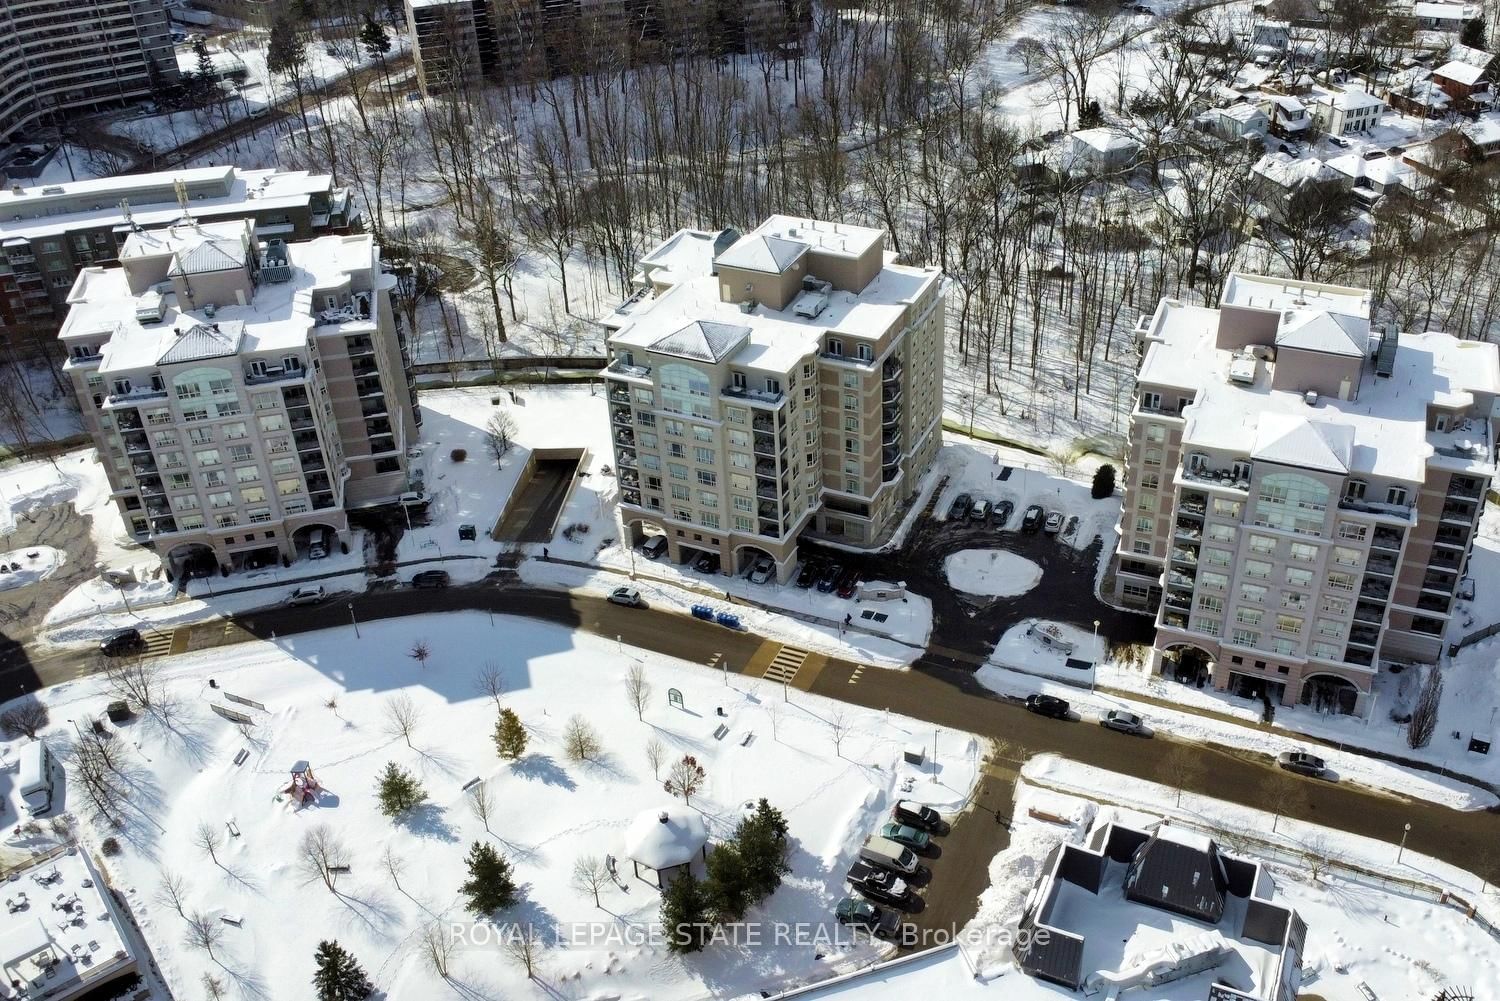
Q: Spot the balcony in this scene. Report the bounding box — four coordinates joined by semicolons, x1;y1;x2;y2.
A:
1163;592;1192;610
753;434;783;458
130;457;158;476
1440;502;1477;524
1416;592;1452;613
617;450;637;468
881;385;902;406
245;367;307;387
618;471;638;488
1343;646;1374;667
145;500;171;518
1167;571;1196;590
360;399;388;419
300;454;327;474
882;447;901;469
882;425;902;448
345;338;376;358
759;502;778;518
722;383;785;405
607;358;652;380
755;459;776;476
1182;465;1249;490
351;360;379;378
1338;495;1414;519
115;410;144;431
1428;548;1462;571
752;416;775;433
294;433;322;452
150;516;178;536
1370;526;1403;552
1173;522;1201;541
122;432;151;454
614;429;635;447
1178;496;1207;517
609;387;631;403
1162;611;1189;629
313;494;338;510
621;488;642;506
1434;526;1470;548
1448;480;1483;500
1353;601;1385;624
882;404;902;428
1348;625;1381;647
1170;546;1199;567
883;360;902;384
883;464;900;483
1364;555;1396;577
611;406;633;426
138;477;165;497
1359;577;1390;601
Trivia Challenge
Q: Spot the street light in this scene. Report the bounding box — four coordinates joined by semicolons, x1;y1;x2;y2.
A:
1397;822;1412;864
65;718;83;740
348;602;360;638
1092;619;1101;693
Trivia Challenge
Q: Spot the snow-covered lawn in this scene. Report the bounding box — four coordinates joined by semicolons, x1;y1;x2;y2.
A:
944;550;1041;598
13;613;980;1001
989;618;1105;675
1;450;142;569
0;545;65;591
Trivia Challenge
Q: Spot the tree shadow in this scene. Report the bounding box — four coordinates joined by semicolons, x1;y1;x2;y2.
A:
511;753;576;790
331;883;403;942
414;743;465;779
214;950;270;1001
579;751;634;785
399;802;460;843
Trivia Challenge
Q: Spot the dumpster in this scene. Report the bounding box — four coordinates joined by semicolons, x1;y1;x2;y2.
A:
690;604;715;621
715;612;742;629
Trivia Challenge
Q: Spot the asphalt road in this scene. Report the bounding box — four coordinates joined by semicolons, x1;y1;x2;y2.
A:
8;579;1498;936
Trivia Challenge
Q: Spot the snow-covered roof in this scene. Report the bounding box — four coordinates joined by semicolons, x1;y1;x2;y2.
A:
638;228;732;288
0;850;132;987
156;321;244;365
1269;95;1306;113
649;320;750;363
1252;152;1339;189
1462;113;1500;146
1435;59;1486;85
1275;309;1367;356
168;237;247;276
1251;413;1354;472
714;234;807;274
1315;88;1385;111
1413;1;1475;20
1217;103;1267;123
1071;128;1139;153
1448;41;1493;68
623;807;707;870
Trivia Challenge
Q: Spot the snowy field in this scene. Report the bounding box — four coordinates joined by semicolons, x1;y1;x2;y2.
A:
794;757;1500;1001
0;545;65;592
944;550;1041;598
9;614;980;1001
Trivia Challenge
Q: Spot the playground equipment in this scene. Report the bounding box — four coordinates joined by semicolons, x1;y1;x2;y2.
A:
278;761;322;807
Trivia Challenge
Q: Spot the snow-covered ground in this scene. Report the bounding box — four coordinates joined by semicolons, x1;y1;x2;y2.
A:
0;450;142;570
793;756;1500;1000
9;613;980;1001
944;550;1041;598
989;618;1105;674
0;545;65;591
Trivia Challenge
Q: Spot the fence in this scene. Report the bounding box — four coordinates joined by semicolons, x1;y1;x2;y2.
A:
223;693;266;712
1449;619;1500;657
411;355;605;376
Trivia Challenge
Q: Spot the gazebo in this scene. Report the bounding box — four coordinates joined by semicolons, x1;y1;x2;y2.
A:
622;807;708;888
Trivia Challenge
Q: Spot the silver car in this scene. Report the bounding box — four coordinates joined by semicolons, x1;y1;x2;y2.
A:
286;585;325;606
607;586;643;607
1100;710;1146;735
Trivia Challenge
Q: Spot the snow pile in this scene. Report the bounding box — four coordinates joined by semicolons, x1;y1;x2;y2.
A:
12;613;980;1001
0;470;79;536
989;618;1106;677
0;545;65;591
43;574;177;626
944;550;1042;597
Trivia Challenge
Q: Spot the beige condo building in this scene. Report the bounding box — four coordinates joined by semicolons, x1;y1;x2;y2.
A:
602;216;945;582
59;217;419;578
1114;274;1497;716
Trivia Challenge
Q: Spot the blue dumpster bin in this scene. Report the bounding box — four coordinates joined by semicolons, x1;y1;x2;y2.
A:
690;604;715;621
715;612;742;629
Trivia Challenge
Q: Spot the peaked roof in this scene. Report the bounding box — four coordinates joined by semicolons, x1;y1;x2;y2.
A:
157;321;244;365
1275;309;1366;356
168;238;246;276
1252;413;1354;473
1436;59;1486;85
1123;831;1228;924
713;234;807;274
649;320;749;362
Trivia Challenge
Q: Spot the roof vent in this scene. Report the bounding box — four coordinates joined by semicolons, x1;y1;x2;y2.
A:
658;812;669;824
1304;390;1319;406
203;303;217;317
738;299;758;314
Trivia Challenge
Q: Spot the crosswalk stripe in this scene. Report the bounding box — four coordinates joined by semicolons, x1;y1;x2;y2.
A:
763;645;809;684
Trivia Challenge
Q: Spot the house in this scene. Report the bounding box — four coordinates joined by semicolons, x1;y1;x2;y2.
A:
1251;152;1340;198
1210;103;1270;139
1458;114;1500;157
1386;71;1454;119
1326;150;1424;204
1432;59;1493;114
1259;95;1311;138
1411;1;1480;32
1308;88;1385;135
1066;129;1142;174
1252;19;1290;54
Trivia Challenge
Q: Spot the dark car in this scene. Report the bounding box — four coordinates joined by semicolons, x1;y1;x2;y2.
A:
1026;693;1071;719
411;569;450;589
1277;751;1328;778
693;552;719;574
816;562;843;593
1022;504;1045;532
835;897;901;939
795;560;822;589
948;493;972;520
846;860;910;908
99;628;145;657
879;821;931;852
835;568;860;599
993;500;1013;528
1100;710;1147;736
893;800;944;833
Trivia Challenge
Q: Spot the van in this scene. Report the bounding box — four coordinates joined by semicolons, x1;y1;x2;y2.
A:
859;835;918;874
307;529;328;560
641;535;668;560
18;741;56;817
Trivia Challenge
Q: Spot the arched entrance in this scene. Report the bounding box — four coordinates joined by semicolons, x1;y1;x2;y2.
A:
292;523;340;561
1160;642;1215;688
166;542;217;582
733;544;776;576
1300;673;1359;715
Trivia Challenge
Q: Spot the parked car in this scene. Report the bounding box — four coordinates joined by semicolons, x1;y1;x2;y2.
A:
747;557;775;585
948;493;973;520
993;500;1013;528
970;498;992;521
1278;751;1327;778
1022;505;1045;532
286;585;325;607
1043;510;1064;534
879;821;931;852
816;562;843;593
692;553;719;574
1100;710;1146;736
606;586;643;608
410;569;450;589
99;629;145;657
795;560;822;589
859;835;920;874
836;568;861;599
397;491;427;507
835;897;901;939
893;800;945;833
845;860;910;907
1026;694;1071;719
641;535;668;560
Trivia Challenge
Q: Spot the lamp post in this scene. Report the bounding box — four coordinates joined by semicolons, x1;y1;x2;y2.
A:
348;602;360;638
1397;822;1412;864
931;728;939;783
1092;619;1100;693
65;718;84;740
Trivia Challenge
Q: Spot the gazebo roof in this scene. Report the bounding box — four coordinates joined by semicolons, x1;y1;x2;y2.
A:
623;807;708;870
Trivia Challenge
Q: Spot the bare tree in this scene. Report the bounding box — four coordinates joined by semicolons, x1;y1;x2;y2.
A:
474;660;505;710
623;663;652;721
644;736;666;779
1408;665;1443;749
1260;178;1360;282
829;711;852;758
383;693;422;749
504;922;545;979
767;700;781;741
467;780;495;834
194;822;223;867
408;639;432;671
562;715;603;762
184;911;224;959
1156;745;1206;807
201;972;228;1000
299;825;350;894
664;754;706;805
571;854;609;907
380;845;407;894
0;699;49;739
70;738;124;827
486;411;518;466
101;656;166;711
1258;771;1303;834
422;921;454;979
1303;833;1344;883
155;868;190;919
1032;1;1127;129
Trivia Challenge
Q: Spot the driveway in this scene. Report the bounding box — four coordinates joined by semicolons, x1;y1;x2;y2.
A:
799;502;1154;672
0;503;102;658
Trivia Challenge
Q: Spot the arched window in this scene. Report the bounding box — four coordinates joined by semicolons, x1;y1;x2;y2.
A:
1254;473;1329;535
172;366;235;400
660;364;712;419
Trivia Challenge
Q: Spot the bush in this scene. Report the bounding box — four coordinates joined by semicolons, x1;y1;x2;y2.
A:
1091;463;1117;500
0;698;49;739
101;837;121;857
450;448;467;463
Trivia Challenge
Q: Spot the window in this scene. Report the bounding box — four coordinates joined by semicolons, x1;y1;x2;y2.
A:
178;514;205;530
187;427;213;446
208;491;233;509
1254;472;1329;534
698;491;718;508
181;408;209;423
696;470;717;487
1143;448;1162;467
1137;493;1155;513
845;438;857;455
692;426;713;442
1344;479;1366;501
1200;571;1228;591
1141;472;1160;491
670;485;690;501
1316;618;1343;638
1135;515;1154;534
168;472;192;490
730;453;751;469
222;422;248;440
734;515;754;532
259;415;285;432
728;429;749;448
146;408;171;426
1321;595;1350;616
195;448;221;467
664;419;684;438
827;337;843;356
266;437;290;455
253;392;277;411
1332;546;1360;567
668;463;687;481
277;478;302;496
639;432;659;450
1240;583;1267;604
667;443;685;458
1275;614;1303;636
1195;618;1223;637
1245;559;1272;580
1249;534;1276;554
1337;521;1367;540
640;454;661;471
1235;608;1263;626
844;416;859;432
215;513;239;528
153;430;178;447
1145;424;1165;443
1231;629;1260;649
1327;571;1356;592
1141;391;1162;411
724;407;745;424
1285;567;1313;588
1281;591;1307;611
1213;497;1242;518
702;512;720;529
1204;548;1231;567
172;495;198;512
248;508;272;523
202;470;226;488
1132;540;1152;554
1311;642;1340;660
1272;639;1298;657
733;496;753;512
843;393;858;412
1208;524;1235;542
694;447;715;465
229;444;253;462
241;487;266;504
731;372;747;390
235;466;259;484
1197;595;1225;614
1387;486;1408;506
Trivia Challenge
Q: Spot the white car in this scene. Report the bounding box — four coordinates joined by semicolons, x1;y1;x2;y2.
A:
748;557;775;585
607;586;643;608
286;585;325;606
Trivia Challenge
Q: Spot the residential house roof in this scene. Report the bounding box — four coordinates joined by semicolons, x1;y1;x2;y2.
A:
1435;59;1486;85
